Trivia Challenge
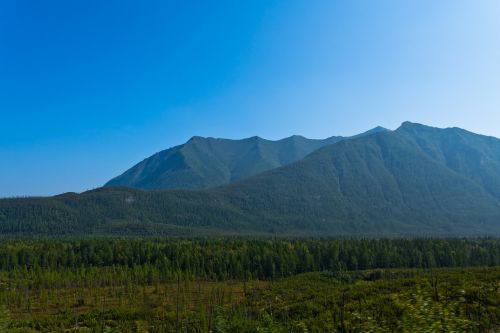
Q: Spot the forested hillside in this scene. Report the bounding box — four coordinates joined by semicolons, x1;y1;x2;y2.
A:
1;122;500;236
105;127;387;190
212;122;500;234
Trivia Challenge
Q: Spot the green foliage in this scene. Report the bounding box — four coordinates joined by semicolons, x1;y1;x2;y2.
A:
256;312;286;333
237;268;500;332
0;305;11;331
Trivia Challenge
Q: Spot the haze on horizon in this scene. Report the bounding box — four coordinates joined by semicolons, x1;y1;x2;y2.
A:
1;0;500;197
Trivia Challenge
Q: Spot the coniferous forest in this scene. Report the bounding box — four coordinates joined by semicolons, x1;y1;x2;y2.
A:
0;237;498;332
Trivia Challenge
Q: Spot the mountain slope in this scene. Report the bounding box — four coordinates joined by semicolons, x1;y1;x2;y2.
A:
1;122;500;236
105;127;387;190
213;122;500;234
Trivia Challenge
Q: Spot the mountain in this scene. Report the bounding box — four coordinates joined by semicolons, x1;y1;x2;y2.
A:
1;122;500;236
105;127;388;190
211;122;500;234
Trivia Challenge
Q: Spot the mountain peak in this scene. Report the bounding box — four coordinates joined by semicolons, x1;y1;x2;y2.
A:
397;121;437;133
400;121;422;128
370;126;389;132
188;135;206;142
285;134;308;141
362;126;389;135
397;122;470;134
347;126;388;140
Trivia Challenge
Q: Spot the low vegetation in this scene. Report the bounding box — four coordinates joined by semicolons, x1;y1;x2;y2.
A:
0;238;498;331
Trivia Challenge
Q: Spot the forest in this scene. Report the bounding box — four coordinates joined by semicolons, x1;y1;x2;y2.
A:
0;237;498;332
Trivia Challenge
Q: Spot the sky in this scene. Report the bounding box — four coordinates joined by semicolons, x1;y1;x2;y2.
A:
1;0;500;197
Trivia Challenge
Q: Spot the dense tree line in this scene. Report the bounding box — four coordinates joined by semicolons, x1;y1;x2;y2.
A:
0;238;498;281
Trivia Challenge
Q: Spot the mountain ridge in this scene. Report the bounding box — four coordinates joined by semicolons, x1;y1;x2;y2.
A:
105;127;388;190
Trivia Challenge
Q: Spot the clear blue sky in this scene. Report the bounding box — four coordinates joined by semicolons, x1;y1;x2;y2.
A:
1;0;500;197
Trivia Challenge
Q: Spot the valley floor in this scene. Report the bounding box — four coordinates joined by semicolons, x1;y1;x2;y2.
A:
0;238;498;332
